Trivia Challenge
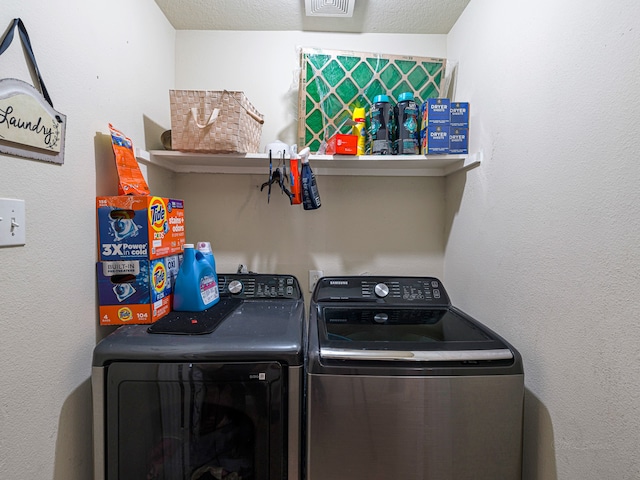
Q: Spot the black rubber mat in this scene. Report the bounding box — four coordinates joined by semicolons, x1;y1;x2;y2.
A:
147;297;243;335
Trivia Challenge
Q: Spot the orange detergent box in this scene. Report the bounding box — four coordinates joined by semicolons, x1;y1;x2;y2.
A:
326;134;358;155
97;255;181;325
97;196;185;261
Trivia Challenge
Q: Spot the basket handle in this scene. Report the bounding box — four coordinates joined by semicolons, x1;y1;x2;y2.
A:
245;109;265;125
190;107;220;129
223;89;265;125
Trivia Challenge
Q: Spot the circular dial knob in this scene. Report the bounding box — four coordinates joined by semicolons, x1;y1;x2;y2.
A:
374;283;389;298
228;280;243;294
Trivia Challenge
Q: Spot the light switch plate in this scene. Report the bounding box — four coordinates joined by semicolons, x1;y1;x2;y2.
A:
0;198;26;247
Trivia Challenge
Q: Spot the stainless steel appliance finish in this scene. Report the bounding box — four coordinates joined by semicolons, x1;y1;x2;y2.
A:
92;273;305;480
306;276;524;480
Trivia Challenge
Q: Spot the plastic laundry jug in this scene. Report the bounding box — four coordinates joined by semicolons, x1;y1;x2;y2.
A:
173;244;220;311
196;241;217;274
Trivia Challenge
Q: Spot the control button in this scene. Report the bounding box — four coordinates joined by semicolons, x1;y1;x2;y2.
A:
228;280;243;294
374;283;389;298
374;313;389;323
434;289;440;299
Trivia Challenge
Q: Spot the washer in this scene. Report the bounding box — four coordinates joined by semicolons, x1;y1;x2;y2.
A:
306;276;524;480
92;273;305;480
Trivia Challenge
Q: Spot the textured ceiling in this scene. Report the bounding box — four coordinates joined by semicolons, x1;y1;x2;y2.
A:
154;0;471;34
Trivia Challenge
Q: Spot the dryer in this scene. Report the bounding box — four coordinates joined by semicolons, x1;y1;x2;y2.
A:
93;273;305;480
306;276;524;480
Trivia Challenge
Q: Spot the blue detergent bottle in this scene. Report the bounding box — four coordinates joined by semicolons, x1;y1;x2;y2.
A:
196;241;217;273
173;243;220;311
196;241;219;291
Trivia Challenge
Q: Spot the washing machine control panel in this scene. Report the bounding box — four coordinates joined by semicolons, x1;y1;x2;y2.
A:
218;274;301;300
313;276;451;306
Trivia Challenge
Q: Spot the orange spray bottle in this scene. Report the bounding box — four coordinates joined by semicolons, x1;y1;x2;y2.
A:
289;145;302;205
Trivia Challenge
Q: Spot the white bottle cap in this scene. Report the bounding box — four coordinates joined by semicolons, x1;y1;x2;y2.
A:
196;241;212;252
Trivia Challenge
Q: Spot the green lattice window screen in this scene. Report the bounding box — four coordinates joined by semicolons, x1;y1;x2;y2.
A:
298;48;446;153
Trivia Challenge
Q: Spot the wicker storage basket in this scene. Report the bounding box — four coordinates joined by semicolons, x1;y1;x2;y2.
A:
169;90;264;154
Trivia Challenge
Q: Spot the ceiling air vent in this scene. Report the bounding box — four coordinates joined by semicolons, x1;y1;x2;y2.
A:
305;0;355;17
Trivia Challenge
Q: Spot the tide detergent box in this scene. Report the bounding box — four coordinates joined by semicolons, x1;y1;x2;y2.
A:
97;255;181;325
450;102;470;127
97;196;185;261
449;127;469;154
164;253;182;297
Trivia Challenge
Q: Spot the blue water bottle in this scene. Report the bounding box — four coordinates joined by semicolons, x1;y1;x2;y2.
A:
173;244;220;311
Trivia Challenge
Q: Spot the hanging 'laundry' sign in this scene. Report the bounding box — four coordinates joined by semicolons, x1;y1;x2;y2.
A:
0;79;63;153
0;18;66;164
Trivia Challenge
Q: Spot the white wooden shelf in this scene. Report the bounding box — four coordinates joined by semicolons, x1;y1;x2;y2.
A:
136;149;481;177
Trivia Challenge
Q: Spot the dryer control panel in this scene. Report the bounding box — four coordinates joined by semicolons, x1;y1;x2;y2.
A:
218;273;301;300
313;276;451;306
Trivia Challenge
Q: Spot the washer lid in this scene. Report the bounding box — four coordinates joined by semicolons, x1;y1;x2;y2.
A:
318;306;513;362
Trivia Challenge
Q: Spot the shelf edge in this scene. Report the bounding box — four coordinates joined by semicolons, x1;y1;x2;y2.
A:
137;149;480;177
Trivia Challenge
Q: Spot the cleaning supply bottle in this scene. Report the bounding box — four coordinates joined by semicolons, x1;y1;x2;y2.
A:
299;147;321;210
173;244;220;311
352;107;367;155
289;145;302;205
370;95;394;155
395;92;420;154
196;241;219;286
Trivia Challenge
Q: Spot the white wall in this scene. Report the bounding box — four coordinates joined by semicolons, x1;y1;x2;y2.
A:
0;1;174;478
176;31;448;150
445;1;640;478
4;2;637;479
174;31;451;289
